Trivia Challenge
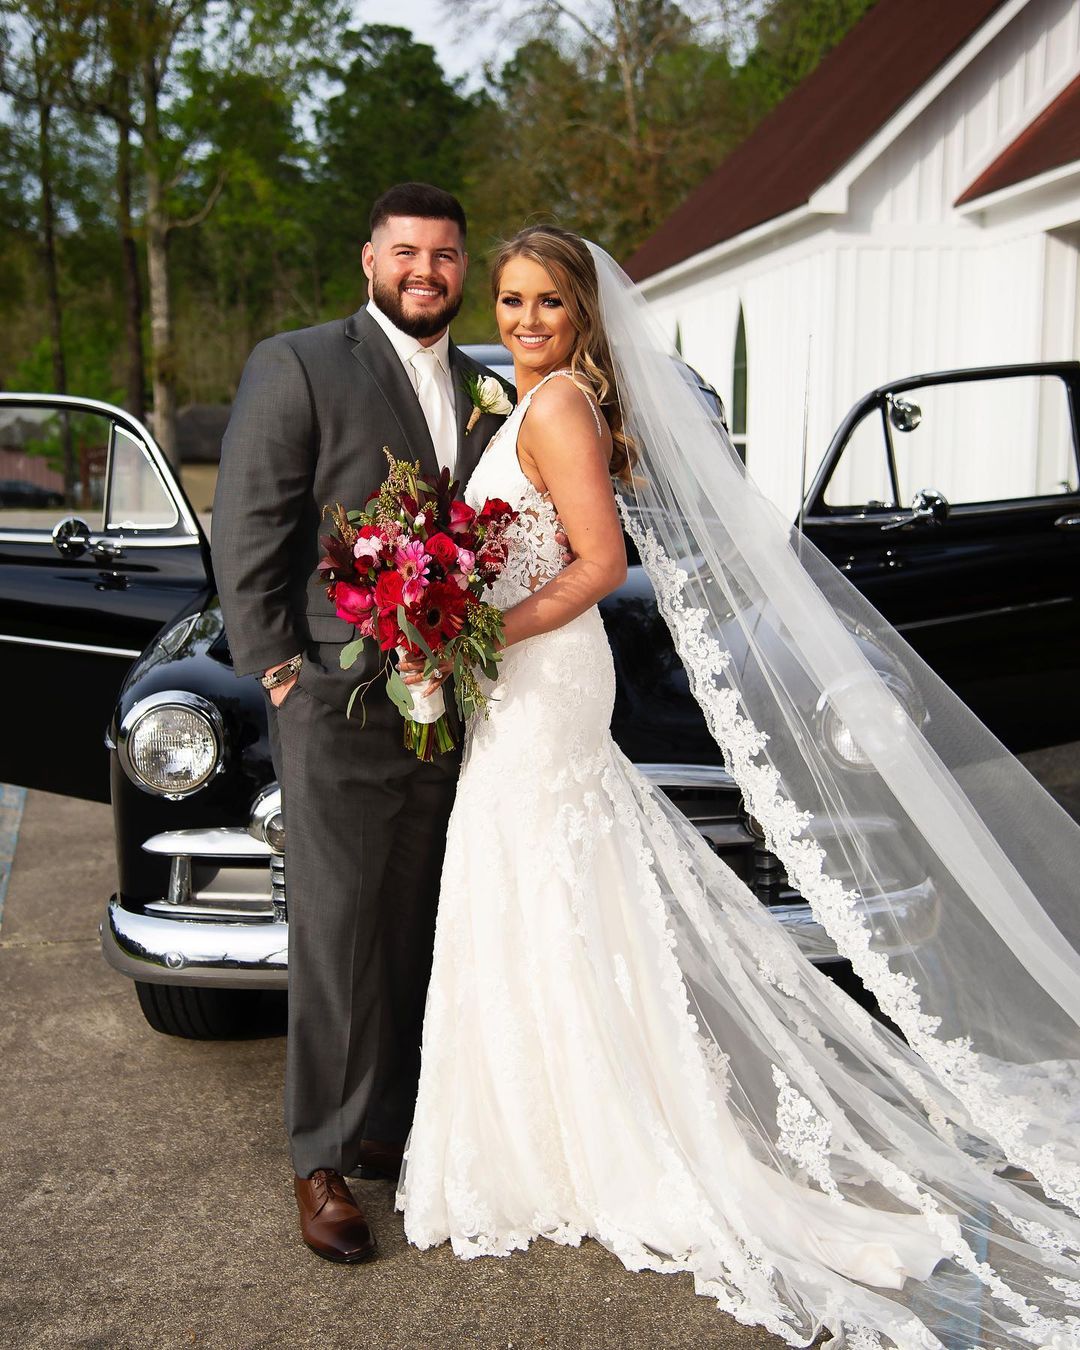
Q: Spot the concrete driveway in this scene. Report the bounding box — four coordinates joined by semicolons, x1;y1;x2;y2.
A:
5;740;1078;1349
0;788;789;1350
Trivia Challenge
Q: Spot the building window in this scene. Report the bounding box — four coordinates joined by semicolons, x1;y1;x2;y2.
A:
732;305;747;463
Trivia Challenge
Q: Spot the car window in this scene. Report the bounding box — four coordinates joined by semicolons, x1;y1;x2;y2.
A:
893;375;1078;505
0;405;111;531
823;405;897;509
824;374;1078;511
105;426;178;531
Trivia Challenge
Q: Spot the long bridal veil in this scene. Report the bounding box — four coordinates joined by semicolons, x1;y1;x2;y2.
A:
586;241;1080;1346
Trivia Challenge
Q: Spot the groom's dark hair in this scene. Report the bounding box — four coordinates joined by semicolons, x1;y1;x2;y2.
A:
369;183;467;239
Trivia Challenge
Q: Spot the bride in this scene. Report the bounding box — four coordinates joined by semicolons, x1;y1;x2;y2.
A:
396;224;1080;1349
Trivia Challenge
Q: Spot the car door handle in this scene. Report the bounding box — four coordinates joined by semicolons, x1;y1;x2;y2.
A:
92;536;125;560
1054;514;1080;530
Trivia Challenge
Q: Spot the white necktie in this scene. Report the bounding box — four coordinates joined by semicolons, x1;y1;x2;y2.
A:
409;348;456;478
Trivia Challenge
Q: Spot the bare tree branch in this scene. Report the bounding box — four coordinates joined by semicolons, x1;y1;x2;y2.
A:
167;166;227;232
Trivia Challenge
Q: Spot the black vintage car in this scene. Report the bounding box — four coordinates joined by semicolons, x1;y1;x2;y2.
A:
1;360;1078;1037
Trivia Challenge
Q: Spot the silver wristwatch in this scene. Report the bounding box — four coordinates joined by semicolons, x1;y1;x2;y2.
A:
260;654;303;690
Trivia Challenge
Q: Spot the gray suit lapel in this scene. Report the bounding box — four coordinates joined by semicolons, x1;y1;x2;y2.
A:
344;308;442;484
450;342;513;493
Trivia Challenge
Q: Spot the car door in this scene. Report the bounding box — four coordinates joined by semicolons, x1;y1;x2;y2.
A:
0;395;212;800
800;364;1080;752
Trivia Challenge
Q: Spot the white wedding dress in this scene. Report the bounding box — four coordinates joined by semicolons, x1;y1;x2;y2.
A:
397;372;1080;1350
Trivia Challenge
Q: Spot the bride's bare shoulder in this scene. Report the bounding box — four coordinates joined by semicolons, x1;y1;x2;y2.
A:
523;374;609;447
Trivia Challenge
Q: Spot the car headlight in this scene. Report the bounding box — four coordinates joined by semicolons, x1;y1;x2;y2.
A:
817;673;925;770
117;692;224;798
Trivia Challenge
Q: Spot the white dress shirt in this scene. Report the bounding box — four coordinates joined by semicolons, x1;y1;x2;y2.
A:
366;298;457;476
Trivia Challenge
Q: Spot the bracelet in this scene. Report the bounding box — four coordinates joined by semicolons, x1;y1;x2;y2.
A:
260;655;303;690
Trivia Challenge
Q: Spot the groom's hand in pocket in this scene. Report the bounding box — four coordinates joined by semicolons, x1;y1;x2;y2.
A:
269;676;298;707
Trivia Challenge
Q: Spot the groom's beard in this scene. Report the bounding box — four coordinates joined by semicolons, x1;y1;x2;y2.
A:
371;272;463;340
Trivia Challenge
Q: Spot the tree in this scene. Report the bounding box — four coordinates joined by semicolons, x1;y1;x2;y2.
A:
455;1;747;258
0;1;96;498
734;0;878;126
312;25;482;311
70;0;347;464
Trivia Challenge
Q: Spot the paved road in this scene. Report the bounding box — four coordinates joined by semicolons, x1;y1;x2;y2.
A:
0;789;789;1350
3;742;1077;1349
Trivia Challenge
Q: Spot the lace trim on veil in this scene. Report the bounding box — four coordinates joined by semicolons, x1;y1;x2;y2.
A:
618;500;1080;1235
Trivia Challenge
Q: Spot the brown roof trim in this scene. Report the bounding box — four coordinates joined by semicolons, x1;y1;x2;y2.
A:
625;0;1009;282
956;71;1080;205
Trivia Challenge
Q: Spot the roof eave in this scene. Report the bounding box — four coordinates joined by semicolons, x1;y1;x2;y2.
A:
955;158;1080;215
804;0;1028;207
638;204;819;297
634;0;1028;286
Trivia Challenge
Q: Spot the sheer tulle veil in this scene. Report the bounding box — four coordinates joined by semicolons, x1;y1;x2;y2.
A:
583;240;1080;1344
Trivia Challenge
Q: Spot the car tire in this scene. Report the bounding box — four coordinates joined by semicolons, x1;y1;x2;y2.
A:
134;981;285;1039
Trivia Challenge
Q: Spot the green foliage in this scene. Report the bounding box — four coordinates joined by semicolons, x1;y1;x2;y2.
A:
735;0;879;124
312;25;483;310
0;0;876;402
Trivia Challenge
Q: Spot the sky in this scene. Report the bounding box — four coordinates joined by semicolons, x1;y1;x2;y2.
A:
352;0;512;84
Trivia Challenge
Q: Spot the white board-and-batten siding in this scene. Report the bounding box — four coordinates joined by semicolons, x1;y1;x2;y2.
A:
642;0;1080;518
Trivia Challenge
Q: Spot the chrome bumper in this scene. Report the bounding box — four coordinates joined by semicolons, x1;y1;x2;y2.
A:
100;895;288;988
100;874;935;990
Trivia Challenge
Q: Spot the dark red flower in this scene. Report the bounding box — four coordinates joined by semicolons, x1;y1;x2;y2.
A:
375;570;404;613
478;497;513;525
334;581;376;625
425;532;458;569
318;533;356;581
413;581;467;649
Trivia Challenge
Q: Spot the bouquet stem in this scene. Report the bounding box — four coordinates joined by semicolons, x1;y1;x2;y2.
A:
404;713;457;761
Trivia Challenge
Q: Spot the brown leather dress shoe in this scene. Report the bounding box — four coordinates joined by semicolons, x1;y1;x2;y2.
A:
294;1169;378;1264
347;1138;404;1182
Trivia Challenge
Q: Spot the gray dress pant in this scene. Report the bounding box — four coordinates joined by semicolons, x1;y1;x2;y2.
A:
268;679;459;1178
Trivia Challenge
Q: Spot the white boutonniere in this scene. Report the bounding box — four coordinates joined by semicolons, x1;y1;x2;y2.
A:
463;372;513;433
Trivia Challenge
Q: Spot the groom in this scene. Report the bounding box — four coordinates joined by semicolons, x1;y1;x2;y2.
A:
213;183;512;1263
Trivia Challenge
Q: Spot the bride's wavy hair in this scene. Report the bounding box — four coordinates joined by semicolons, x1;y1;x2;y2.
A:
490;225;638;484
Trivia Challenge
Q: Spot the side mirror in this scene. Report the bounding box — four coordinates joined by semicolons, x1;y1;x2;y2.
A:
881;488;950;532
888;396;923;433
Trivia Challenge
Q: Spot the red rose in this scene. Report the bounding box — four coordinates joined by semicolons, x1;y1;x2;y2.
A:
425;532;458;569
448;500;477;537
333;581;376;624
376;611;399;652
375;570;404;612
478;497;513;524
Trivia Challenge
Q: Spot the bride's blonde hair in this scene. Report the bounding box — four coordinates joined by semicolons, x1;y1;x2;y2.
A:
490;225;638;485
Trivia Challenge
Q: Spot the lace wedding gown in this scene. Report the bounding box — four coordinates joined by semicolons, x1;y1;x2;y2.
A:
397;372;1080;1350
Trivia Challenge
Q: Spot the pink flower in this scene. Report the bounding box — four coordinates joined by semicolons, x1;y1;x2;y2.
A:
395;539;430;581
456;547;475;575
395;538;431;606
353;533;383;564
402;574;429;605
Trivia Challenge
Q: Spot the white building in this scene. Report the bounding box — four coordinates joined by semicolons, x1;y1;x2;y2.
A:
627;0;1080;515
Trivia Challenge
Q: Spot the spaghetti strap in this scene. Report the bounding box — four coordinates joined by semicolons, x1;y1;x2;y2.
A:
525;369;605;438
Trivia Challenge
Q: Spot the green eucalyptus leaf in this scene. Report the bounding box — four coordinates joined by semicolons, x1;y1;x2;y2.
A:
339;638;366;669
386;665;415;716
397;605;433;661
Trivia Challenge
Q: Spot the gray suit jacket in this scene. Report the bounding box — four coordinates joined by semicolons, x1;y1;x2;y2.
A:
213;307;513;712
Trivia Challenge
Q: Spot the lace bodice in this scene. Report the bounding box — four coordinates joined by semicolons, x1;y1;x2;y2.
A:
465;370;603;607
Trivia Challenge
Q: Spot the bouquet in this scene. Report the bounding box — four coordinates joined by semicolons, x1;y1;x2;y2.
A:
317;451;519;759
